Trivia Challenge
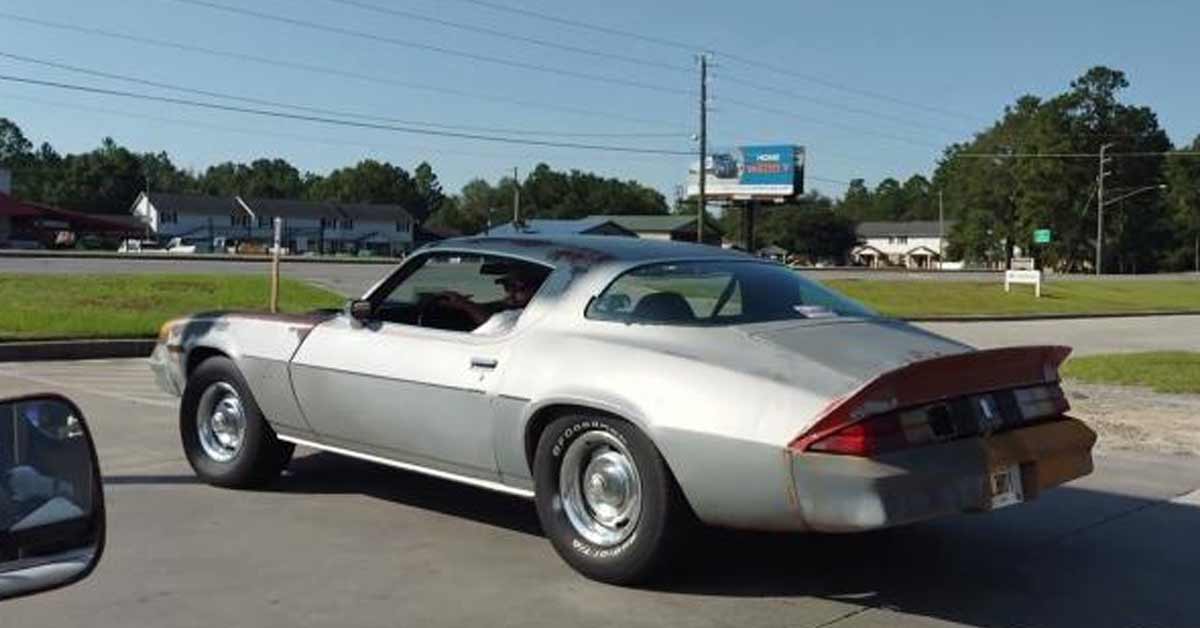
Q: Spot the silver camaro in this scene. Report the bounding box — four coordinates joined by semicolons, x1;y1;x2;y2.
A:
150;235;1096;584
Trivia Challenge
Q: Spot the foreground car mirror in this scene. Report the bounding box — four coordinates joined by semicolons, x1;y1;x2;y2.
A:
0;394;105;602
347;299;373;322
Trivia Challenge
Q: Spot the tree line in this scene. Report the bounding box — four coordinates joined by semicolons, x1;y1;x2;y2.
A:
916;66;1196;273
2;65;1198;270
0;118;667;231
716;66;1200;272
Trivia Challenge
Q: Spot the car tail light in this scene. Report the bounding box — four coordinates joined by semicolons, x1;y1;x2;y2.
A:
798;384;1070;456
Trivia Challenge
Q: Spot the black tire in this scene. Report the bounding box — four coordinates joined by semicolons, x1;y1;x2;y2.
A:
180;356;294;488
533;413;692;585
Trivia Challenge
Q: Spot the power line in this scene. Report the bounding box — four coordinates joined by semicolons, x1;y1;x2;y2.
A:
718;96;943;149
442;0;701;53
808;175;853;187
435;0;981;123
0;73;695;155
717;74;967;136
0;51;684;139
0;90;854;190
0;9;956;163
325;0;967;144
322;0;692;74
167;0;693;97
0;91;677;163
0;11;686;129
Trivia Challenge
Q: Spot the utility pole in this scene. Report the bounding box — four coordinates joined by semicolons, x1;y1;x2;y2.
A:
938;189;945;270
696;53;708;244
1096;143;1114;275
270;217;281;313
512;166;521;227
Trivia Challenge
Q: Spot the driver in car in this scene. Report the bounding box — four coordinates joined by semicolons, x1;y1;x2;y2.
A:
436;265;548;335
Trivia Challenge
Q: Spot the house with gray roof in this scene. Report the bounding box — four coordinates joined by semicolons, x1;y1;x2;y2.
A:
484;217;637;238
130;192;416;256
588;214;723;245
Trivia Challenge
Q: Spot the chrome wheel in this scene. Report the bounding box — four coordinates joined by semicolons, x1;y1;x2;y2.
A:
559;430;642;547
196;382;246;463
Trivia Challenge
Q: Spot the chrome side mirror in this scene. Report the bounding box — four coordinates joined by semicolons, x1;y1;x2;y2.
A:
0;394;104;602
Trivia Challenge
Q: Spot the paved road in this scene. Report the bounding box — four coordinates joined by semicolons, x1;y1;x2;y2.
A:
1;358;1198;628
0;256;394;297
3;255;1196;298
918;314;1200;356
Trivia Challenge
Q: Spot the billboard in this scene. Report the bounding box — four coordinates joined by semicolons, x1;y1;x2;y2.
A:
686;144;805;201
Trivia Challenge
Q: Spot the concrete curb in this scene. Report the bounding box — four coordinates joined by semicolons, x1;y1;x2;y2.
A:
906;310;1200;323
0;339;156;362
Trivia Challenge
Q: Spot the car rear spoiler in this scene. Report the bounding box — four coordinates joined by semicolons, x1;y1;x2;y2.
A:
790;345;1072;451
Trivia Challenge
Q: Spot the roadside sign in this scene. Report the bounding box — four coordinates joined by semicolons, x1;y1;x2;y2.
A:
1005;269;1043;298
1034;228;1051;244
1011;257;1036;271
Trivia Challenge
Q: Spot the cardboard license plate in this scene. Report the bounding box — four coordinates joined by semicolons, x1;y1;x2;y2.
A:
990;464;1024;509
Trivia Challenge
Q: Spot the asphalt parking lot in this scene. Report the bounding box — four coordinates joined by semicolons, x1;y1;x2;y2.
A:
1;358;1198;628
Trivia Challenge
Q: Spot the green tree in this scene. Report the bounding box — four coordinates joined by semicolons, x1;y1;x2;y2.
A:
0;118;33;166
430;178;499;234
774;202;858;264
934;67;1172;271
836;179;874;220
201;159;304;199
1166;136;1200;272
412;161;446;222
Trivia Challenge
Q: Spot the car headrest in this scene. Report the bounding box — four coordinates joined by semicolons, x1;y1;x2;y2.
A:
631;292;696;323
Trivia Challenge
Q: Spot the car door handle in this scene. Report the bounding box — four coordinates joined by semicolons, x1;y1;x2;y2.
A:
470;356;498;369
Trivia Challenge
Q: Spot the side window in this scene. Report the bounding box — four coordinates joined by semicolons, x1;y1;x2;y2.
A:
374;253;551;334
382;254;507;307
589;265;742;323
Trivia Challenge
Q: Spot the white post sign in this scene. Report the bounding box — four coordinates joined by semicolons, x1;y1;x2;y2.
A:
1004;269;1042;298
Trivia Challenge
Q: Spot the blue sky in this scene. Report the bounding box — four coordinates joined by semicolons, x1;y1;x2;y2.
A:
0;0;1196;201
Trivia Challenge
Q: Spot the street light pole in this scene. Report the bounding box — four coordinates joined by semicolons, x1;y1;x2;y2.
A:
1096;143;1113;275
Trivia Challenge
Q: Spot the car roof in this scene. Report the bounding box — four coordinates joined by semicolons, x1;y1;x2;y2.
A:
421;234;754;271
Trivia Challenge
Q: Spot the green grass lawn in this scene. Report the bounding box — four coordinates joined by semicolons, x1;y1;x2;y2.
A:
822;279;1200;318
0;274;344;340
1062;352;1200;394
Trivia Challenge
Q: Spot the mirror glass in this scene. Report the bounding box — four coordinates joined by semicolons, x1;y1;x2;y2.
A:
0;395;104;601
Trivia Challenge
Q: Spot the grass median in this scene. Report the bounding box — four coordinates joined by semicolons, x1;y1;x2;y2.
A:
823;279;1200;318
0;274;344;340
1062;351;1200;394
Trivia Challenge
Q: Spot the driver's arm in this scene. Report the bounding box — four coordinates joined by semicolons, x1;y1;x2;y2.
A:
436;291;496;326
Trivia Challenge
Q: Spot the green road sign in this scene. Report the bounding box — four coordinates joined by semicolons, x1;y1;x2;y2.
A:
1034;228;1052;244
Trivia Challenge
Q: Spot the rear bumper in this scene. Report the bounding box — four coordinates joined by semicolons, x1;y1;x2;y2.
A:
791;418;1097;532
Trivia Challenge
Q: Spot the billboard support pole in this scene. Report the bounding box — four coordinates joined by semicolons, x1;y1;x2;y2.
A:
742;201;757;252
696;54;708;244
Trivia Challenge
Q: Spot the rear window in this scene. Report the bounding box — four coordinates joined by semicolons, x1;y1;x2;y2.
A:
586;261;875;325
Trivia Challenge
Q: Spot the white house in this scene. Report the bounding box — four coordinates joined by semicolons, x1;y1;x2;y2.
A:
130;192;416;256
852;221;957;269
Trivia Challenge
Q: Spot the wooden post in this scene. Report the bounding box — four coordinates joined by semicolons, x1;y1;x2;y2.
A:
270;217;281;313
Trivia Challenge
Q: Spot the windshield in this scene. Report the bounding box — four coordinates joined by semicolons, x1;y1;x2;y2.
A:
586;261;876;326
